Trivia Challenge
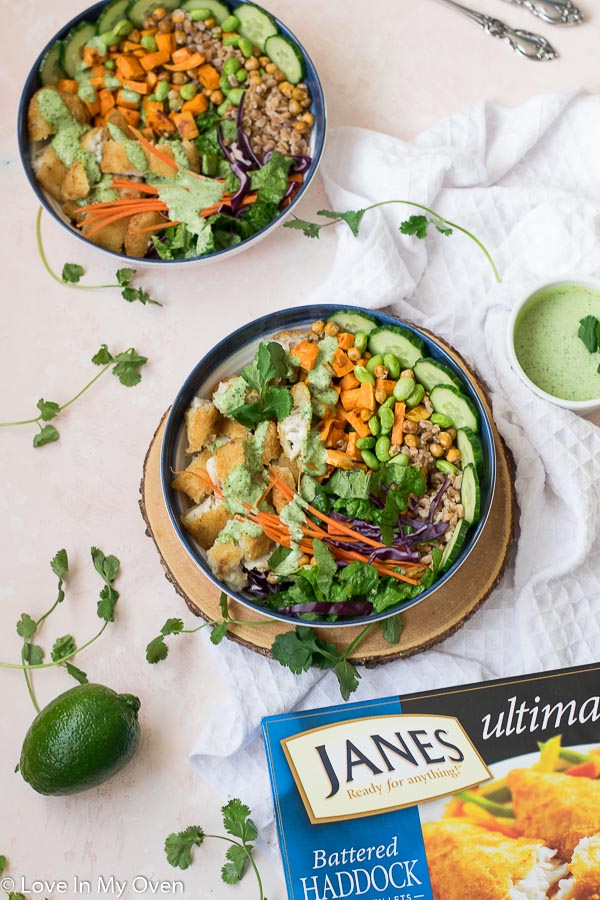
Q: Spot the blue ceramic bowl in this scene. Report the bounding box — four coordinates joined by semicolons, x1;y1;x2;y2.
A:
18;1;326;265
161;305;497;628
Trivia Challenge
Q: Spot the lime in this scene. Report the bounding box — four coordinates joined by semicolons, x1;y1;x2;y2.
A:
20;683;141;795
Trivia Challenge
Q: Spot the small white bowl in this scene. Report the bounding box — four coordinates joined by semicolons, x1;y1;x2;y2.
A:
507;274;600;415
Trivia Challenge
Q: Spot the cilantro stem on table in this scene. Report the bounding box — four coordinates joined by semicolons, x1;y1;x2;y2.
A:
0;548;122;710
165;799;265;899
0;344;148;447
35;207;162;305
284;200;501;283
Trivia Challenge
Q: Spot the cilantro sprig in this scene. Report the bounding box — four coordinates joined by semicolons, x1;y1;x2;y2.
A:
1;547;122;713
229;342;293;428
284;200;500;283
578;315;600;373
36;207;161;306
165;799;265;899
147;594;403;701
0;344;147;447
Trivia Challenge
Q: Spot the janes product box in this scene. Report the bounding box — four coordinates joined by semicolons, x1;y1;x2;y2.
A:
262;663;600;900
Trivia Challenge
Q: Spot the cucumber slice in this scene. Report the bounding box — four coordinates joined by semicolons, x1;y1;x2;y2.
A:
440;519;470;573
456;428;484;478
61;21;97;77
264;35;304;85
413;358;462;392
127;0;178;28
460;463;480;525
326;310;377;334
97;0;131;33
368;326;425;368
233;4;277;50
430;385;479;432
39;42;66;86
181;0;230;22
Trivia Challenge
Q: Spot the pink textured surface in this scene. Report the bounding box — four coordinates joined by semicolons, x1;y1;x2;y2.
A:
1;1;599;896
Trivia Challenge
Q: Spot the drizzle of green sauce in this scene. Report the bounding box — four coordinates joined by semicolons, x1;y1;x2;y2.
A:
75;148;101;185
36;89;90;168
514;284;600;401
107;122;148;173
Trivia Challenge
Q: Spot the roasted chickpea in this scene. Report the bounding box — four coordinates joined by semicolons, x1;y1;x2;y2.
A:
312;319;325;335
404;434;420;449
430;443;445;458
446;447;461;464
324;322;339;337
438;432;453;450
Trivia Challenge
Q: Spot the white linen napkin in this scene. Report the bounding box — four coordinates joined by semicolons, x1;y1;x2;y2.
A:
189;90;600;860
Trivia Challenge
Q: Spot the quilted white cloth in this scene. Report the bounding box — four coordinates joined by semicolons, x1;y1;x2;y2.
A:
190;91;600;857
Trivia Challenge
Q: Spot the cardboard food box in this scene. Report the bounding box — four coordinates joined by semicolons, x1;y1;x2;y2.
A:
262;663;600;900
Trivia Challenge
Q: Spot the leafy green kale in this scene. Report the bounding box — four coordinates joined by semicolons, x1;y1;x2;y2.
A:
250;151;293;205
152;223;200;260
229;341;293;427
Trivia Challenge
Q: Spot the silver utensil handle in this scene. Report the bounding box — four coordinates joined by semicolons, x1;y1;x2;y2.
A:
500;0;583;25
432;0;559;59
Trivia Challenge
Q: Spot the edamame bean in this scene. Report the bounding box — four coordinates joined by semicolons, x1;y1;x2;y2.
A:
220;74;232;94
389;452;409;467
379;406;395;434
380;396;396;410
140;33;158;51
354;365;375;386
222;33;240;45
368;416;381;437
120;88;141;104
375;436;391;462
180;82;198;101
190;8;212;20
113;18;133;37
223;57;241;76
235;68;248;83
406;384;425;408
104;59;116;70
217;100;230;116
356;436;376;450
383;354;401;380
354;331;368;354
228;87;245;106
221;14;241;31
430;412;454;428
155;80;170;102
393;376;415;402
366;355;383;375
436;459;458;475
361;450;380;470
238;36;254;58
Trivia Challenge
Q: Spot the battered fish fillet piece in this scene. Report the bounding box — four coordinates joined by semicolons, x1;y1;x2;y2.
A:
508;769;600;860
557;834;600;899
422;821;565;900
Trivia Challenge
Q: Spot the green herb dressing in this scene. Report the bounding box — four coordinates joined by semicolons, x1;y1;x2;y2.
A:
75;148;101;185
215;519;263;544
514;284;600;401
107;123;148;173
213;378;247;415
222;463;264;515
36;89;90;168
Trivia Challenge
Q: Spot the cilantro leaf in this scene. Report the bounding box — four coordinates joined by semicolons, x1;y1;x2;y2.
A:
65;662;88;684
146;635;169;663
219;591;229;619
312;539;337;596
91;547;120;583
435;221;453;236
221;844;249;884
122;285;162;306
16;614;37;640
210;622;229;644
116;268;135;287
284;217;323;238
33;424;60;448
62;263;84;283
232;342;291;427
262;385;293;420
92;344;115;366
161;618;184;636
271;629;318;674
578;315;600;354
23;643;44;665
335;658;361;701
399;215;429;239
111;349;148;387
97;585;119;622
381;614;404;645
222;799;257;843
51;634;76;662
51;548;69;579
164;826;205;869
36;398;60;422
317;208;366;237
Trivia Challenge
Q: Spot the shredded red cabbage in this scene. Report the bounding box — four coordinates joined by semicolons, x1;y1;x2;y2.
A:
428;477;451;522
244;568;285;595
278;600;373;618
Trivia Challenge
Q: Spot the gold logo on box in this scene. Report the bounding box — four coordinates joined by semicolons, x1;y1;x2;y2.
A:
282;714;491;824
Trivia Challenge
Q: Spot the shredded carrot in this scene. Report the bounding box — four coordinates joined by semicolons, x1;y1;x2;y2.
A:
128;125;179;171
129;219;182;236
110;180;160;195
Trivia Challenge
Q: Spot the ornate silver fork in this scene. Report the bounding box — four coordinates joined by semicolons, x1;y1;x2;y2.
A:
499;0;583;25
432;0;559;59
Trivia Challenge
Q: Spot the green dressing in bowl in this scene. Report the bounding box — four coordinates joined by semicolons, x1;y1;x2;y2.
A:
513;284;600;401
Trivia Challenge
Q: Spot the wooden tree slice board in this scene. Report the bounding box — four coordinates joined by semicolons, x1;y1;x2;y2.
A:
139;339;515;665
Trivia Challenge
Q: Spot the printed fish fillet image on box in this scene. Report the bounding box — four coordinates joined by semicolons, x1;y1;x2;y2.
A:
262;663;600;900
